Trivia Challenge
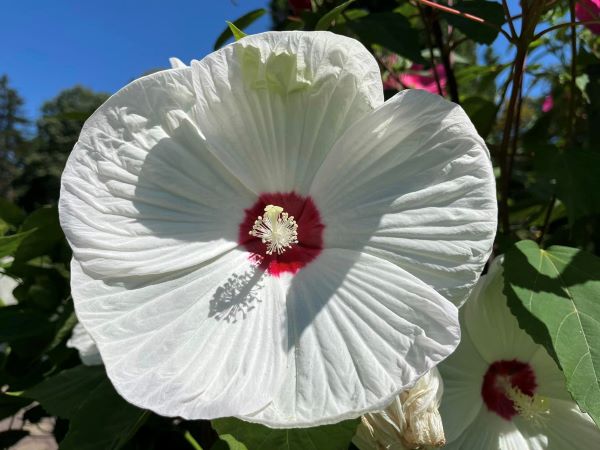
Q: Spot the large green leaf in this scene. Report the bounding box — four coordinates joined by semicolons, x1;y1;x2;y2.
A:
214;9;266;49
349;12;423;63
0;229;36;259
443;1;506;45
535;148;600;223
212;417;359;450
12;206;64;265
504;240;600;427
0;199;25;227
27;365;147;450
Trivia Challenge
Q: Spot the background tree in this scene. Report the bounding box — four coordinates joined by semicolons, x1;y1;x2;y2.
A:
0;75;27;202
11;86;108;211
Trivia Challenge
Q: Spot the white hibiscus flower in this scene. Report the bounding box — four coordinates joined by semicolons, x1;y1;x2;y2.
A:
353;368;445;450
59;31;497;427
438;257;600;449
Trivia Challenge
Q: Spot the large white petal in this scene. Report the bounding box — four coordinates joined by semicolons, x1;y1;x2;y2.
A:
310;89;497;306
60;67;255;278
240;249;459;427
190;31;383;194
71;249;287;419
464;258;539;364
536;398;600;449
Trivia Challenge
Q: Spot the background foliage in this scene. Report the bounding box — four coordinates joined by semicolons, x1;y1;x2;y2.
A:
1;0;599;449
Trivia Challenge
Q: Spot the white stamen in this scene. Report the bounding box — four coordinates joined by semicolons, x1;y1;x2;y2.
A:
249;205;298;255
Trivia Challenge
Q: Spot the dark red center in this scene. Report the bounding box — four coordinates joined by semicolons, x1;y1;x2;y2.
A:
238;192;324;277
481;359;537;420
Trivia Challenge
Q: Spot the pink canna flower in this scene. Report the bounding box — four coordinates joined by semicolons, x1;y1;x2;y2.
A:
398;64;448;96
576;0;600;34
542;95;554;113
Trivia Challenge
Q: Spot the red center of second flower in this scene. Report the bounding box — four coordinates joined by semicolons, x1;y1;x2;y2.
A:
238;192;324;277
481;359;537;420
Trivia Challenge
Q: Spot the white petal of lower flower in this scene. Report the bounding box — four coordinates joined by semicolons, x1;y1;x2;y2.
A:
530;398;600;449
310;89;497;306
528;348;572;402
67;323;102;366
438;313;487;443
239;249;459;427
60;67;255;278
70;249;287;419
190;31;383;194
444;410;533;450
464;258;539;364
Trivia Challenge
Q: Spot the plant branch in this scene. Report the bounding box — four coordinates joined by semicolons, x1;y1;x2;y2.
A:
428;9;460;103
533;20;600;40
567;0;578;145
538;194;557;245
502;0;518;39
417;3;445;96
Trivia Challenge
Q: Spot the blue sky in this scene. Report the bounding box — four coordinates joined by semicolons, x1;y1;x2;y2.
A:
1;0;270;119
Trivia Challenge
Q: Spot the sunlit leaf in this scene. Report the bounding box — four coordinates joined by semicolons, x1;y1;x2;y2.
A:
214;9;266;50
212;417;359;450
504;240;600;427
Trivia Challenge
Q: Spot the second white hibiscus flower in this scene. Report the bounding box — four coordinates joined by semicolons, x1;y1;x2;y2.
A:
59;31;497;427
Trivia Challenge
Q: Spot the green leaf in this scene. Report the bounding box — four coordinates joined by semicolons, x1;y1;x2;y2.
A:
461;96;497;139
227;21;247;41
315;0;356;31
348;12;424;63
504;240;600;427
0;393;32;420
27;365;148;450
535;148;600;223
214;9;266;49
443;1;506;45
12;206;64;265
0;199;25;227
212;417;359;450
0;229;36;259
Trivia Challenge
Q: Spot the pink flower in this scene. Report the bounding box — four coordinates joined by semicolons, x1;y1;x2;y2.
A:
542;95;554;113
576;0;600;34
398;64;447;96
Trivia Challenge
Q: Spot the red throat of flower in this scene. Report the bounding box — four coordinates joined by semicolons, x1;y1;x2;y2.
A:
239;192;324;277
481;359;537;420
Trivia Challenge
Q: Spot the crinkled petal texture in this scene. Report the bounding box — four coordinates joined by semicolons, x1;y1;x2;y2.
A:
439;258;600;449
310;89;497;306
61;30;483;426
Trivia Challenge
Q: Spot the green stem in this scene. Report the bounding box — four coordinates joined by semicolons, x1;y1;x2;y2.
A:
184;431;204;450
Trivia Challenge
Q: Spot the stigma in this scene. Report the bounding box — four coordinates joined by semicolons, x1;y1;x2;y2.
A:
249;205;299;255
